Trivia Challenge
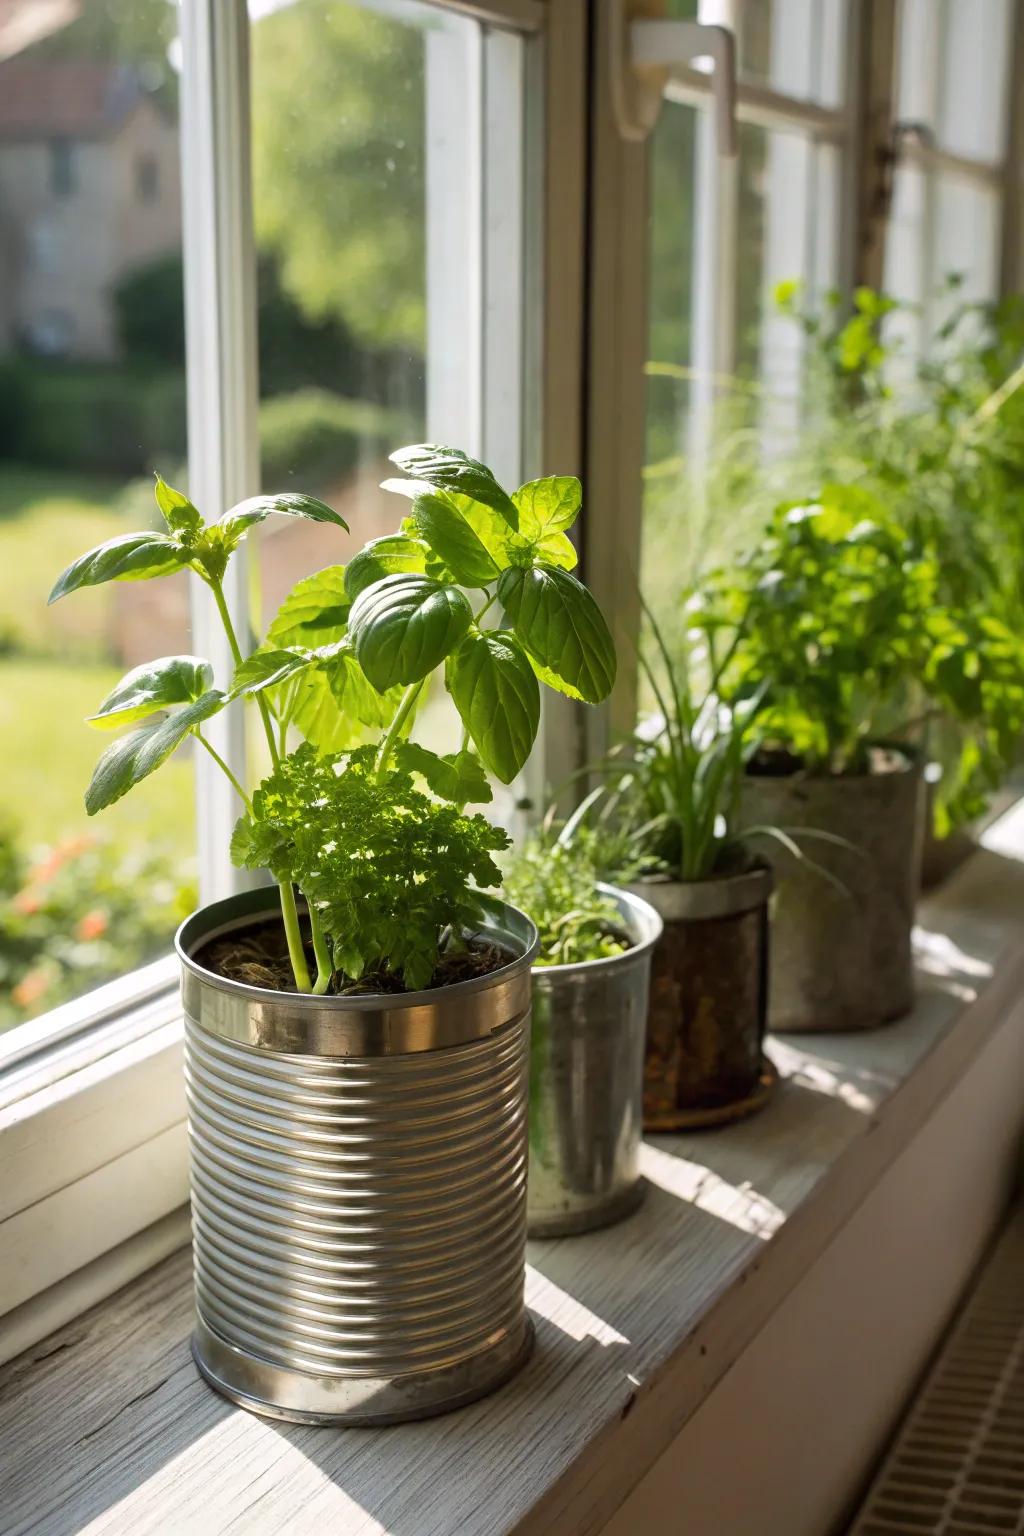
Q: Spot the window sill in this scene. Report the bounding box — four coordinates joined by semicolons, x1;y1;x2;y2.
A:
4;807;1024;1535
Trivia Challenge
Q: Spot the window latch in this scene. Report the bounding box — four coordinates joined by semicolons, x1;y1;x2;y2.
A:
610;2;738;155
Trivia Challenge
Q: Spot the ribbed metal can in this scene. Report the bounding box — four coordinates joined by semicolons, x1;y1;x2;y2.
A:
527;886;662;1238
176;888;538;1426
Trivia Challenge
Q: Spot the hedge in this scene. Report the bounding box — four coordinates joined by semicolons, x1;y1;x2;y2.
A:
0;361;186;475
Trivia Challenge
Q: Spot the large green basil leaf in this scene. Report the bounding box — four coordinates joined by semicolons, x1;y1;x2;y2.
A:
85;691;225;814
394;742;493;805
498;564;616;704
513;477;581;571
349;573;473;692
446;629;540;783
385;477;522;571
154;476;202;537
88;655;214;730
267;566;350;648
388;444;519;529
403;487;502;586
219;492;348;541
344;534;428;601
49;532;189;605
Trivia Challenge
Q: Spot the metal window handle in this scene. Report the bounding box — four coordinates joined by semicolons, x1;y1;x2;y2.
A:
611;3;738;154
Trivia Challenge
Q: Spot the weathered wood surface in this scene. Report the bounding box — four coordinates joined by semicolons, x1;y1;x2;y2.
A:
3;837;1024;1536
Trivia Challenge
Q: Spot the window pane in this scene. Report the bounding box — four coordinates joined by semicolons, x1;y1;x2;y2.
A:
897;0;1012;163
641;100;841;650
884;164;1002;355
739;0;847;108
0;2;194;1033
247;0;526;793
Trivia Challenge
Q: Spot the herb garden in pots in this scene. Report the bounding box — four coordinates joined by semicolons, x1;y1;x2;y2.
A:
50;445;617;1425
42;282;1024;1431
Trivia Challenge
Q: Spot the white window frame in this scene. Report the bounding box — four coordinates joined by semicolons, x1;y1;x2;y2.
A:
0;0;587;1361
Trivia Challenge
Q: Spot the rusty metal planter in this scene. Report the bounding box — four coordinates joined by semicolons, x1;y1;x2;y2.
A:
627;868;774;1130
739;753;924;1033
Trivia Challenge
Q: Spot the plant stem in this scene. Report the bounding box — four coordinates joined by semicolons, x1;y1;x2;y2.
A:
209;575;281;769
195;732;253;813
208;574;315;989
474;591;498;627
279;881;312;992
308;905;333;994
374;680;424;779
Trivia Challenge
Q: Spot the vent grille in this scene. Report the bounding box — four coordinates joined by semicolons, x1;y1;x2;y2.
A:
849;1205;1024;1536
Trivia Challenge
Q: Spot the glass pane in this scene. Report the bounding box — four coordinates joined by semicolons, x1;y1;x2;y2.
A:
739;0;847;108
641;102;841;635
643;100;698;616
884;164;1002;356
737;121;841;427
247;0;524;792
0;1;194;1033
896;0;1011;163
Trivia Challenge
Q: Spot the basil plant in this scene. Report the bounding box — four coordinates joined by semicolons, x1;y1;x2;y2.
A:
50;446;616;994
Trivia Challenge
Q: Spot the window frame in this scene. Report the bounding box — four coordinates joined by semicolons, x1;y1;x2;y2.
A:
0;0;588;1357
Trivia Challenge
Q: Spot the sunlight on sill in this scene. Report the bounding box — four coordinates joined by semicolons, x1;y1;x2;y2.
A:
979;796;1024;860
768;1040;883;1114
913;925;993;1003
525;1271;630;1346
639;1145;785;1240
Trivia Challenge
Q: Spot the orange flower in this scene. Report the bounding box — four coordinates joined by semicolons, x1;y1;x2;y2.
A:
12;890;41;916
75;909;109;941
13;970;50;1008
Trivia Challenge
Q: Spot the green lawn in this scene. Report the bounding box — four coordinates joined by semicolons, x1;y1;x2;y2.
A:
0;463;127;657
0;462;192;857
0;656;194;854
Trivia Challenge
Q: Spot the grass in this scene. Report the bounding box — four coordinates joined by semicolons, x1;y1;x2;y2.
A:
0;462;193;859
0;463;127;657
0;656;194;854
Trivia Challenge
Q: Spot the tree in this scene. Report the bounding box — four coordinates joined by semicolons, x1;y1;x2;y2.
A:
250;2;425;354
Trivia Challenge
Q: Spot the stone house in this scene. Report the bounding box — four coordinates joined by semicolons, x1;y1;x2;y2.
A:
0;59;180;358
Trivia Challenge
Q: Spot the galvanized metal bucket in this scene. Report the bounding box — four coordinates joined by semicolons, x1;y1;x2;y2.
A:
629;867;775;1130
526;885;662;1238
176;887;539;1426
739;753;924;1032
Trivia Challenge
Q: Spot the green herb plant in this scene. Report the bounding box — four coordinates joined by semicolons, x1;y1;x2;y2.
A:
502;826;629;968
703;481;1024;815
569;593;766;884
775;281;1024;825
49;445;616;993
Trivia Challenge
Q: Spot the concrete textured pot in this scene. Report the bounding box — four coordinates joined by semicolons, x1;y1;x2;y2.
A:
176;887;538;1426
628;868;775;1130
740;751;924;1033
526;885;662;1237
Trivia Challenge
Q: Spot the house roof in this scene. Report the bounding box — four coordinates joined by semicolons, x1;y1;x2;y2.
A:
0;58;140;139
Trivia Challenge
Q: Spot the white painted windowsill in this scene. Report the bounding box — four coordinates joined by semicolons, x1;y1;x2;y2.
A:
4;805;1024;1536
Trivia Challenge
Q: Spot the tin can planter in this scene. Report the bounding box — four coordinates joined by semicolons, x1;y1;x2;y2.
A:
629;868;774;1130
740;749;924;1032
176;887;539;1427
527;885;662;1238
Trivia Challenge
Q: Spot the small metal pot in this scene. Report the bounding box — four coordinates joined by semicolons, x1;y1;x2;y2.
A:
176;887;538;1427
526;885;662;1238
739;752;924;1032
629;868;774;1130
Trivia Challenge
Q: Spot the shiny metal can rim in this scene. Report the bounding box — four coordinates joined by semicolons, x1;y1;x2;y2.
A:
527;883;663;979
177;887;538;1057
192;1310;535;1424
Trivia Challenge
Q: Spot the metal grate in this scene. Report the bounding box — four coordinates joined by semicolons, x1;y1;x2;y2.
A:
849;1204;1024;1536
